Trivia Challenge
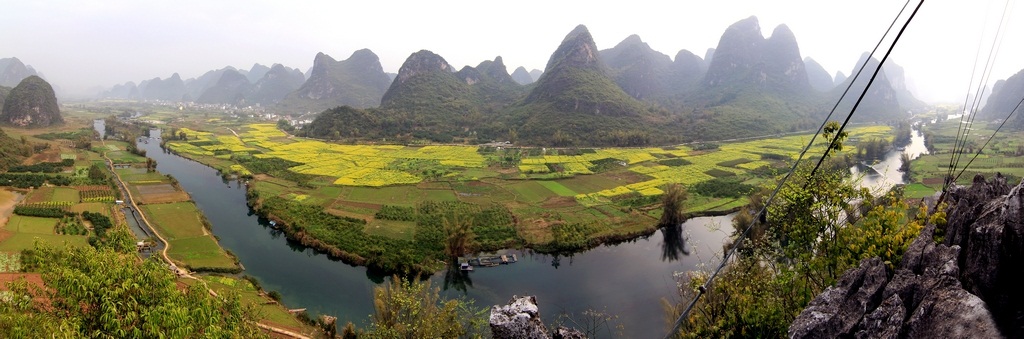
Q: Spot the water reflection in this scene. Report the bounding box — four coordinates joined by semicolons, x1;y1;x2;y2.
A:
442;260;473;293
660;223;690;262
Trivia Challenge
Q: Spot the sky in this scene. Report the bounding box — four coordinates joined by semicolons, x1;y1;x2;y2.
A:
1;0;1021;103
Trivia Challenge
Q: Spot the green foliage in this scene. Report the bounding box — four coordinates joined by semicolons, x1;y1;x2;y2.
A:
669;162;926;337
8;159;73;173
255;195;438;274
856;137;890;162
366;276;487;338
13;205;69;218
691;177;754;198
0;172;73;188
550;222;602;251
658;157;692;166
0;245;265;338
442;212;476;258
375;205;416;221
0;127;32;171
1;75;63;128
659;184;688;227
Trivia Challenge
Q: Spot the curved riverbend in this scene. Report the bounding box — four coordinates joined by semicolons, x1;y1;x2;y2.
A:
136;129;733;337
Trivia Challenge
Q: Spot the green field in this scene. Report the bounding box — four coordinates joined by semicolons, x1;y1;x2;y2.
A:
537;180;578;196
141;202;238;271
166;237;236;270
909;119;1024;187
52;187;80;203
71;202;111;216
365;219;416;241
142;202;206;239
0;233;90;252
7;215;58;234
508;181;554;203
144;118;909;273
196;275;313;332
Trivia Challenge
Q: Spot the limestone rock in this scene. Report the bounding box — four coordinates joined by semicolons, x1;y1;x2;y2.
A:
791;174;1024;338
490;295;551;339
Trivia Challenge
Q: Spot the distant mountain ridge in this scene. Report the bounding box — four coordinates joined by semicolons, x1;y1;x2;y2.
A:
88;17;936;145
0;58;39;88
277;49;391;112
982;68;1024;128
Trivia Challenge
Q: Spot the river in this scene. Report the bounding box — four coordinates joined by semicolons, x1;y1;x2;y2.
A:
850;128;930;194
125;128;731;338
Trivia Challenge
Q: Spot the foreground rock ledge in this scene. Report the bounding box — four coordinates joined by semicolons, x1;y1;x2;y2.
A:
789;174;1024;338
489;295;586;339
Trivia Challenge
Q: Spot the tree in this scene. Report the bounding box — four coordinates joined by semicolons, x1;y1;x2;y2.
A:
443;212;476;259
667;160;925;338
659;184;688;227
367;276;486;338
87;163;106;181
4;244;266;338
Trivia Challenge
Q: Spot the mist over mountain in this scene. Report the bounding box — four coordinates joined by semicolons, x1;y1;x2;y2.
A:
668;49;708;94
681;16;821;137
704;48;716;65
183;67;237;101
830;53;901;122
702;18;810;94
511;66;534;85
79;16;939;145
600;34;674;102
101;81;141;100
834;71;848;87
277;49;391;112
246;63;271;83
511;25;673;146
0;57;40;88
249;64;305;105
456;56;524;105
196;69;251;105
1;75;62;128
528;69;543;82
883;60;926;110
981;68;1024;127
804;57;834;92
141;73;187;102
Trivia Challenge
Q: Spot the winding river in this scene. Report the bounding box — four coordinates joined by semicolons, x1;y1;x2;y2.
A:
131;128;731;338
119;124;923;338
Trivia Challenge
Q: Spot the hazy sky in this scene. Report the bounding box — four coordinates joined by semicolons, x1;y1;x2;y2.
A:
2;0;1021;103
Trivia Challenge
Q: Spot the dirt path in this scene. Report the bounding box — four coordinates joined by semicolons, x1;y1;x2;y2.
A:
0;189;25;229
104;147;309;338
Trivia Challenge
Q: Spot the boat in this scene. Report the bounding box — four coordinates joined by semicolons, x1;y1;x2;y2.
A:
460;263;474;271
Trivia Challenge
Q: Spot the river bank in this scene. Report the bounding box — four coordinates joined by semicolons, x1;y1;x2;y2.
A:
132;128;733;338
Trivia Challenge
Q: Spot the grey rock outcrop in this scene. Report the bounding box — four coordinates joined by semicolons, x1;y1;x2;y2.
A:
944;174;1023;337
790;174;1024;338
489;295;586;339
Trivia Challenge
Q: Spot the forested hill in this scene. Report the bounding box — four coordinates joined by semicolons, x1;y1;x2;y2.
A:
300;17;924;146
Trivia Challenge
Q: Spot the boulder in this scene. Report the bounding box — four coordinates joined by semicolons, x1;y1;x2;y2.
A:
489;295;586;339
489;295;550;339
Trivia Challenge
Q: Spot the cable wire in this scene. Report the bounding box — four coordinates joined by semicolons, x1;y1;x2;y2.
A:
662;1;921;337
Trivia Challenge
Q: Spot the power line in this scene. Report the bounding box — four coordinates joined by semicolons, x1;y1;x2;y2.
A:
948;0;1011;189
953;94;1024;183
663;1;921;337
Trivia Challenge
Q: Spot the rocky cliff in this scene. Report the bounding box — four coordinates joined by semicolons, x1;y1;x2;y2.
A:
489;295;585;339
790;174;1024;338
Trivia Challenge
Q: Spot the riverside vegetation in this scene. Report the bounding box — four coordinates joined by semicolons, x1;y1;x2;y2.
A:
134;103;901;275
0;112;320;336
